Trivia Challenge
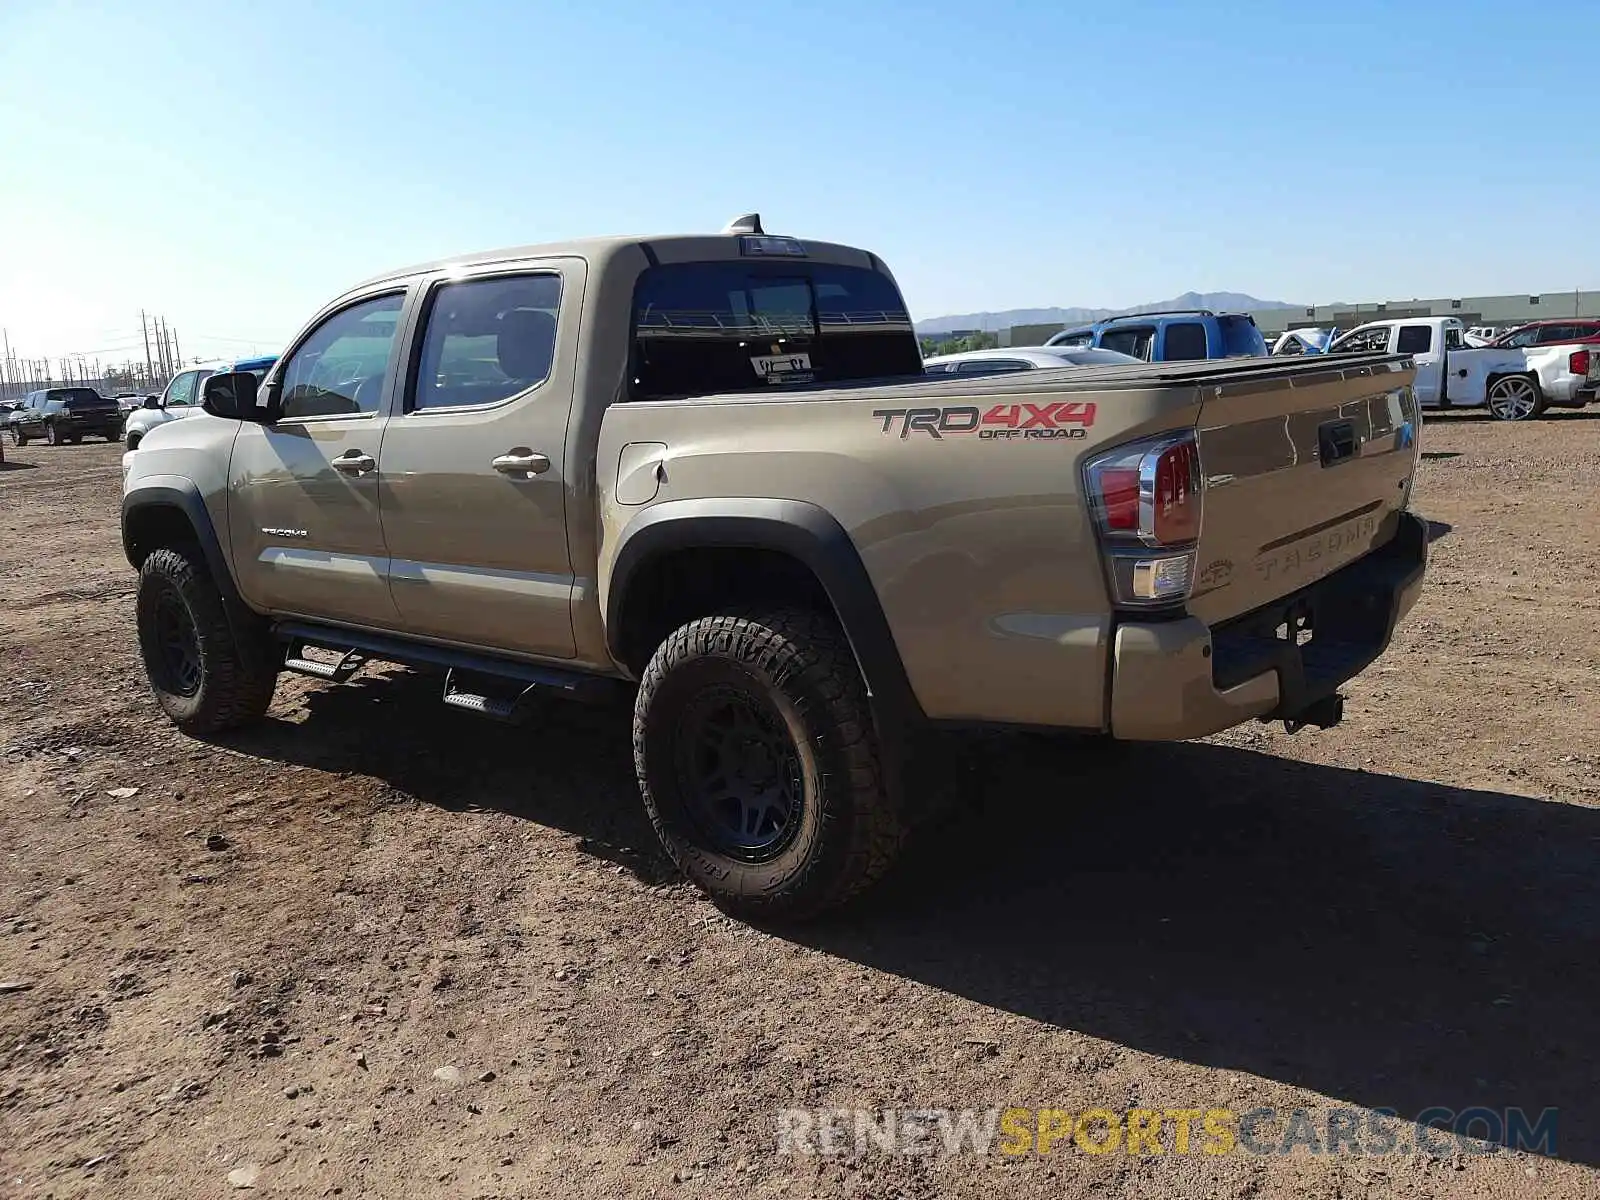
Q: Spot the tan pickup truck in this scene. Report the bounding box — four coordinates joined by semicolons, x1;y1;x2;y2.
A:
121;216;1427;918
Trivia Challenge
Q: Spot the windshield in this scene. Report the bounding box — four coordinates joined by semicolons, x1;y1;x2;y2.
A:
630;261;921;399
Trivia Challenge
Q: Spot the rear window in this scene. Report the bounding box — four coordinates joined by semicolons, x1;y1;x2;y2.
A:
1162;322;1208;361
631;262;921;400
46;388;107;406
1217;315;1266;357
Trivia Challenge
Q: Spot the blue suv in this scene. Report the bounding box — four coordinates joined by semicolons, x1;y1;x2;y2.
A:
1045;309;1266;362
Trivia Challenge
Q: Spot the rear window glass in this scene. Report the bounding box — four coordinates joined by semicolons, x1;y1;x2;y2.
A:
46;388;105;405
1163;322;1208;361
1051;329;1094;348
631;262;921;399
1217;315;1266;357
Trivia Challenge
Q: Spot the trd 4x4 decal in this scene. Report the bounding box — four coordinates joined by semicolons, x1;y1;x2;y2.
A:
873;402;1097;441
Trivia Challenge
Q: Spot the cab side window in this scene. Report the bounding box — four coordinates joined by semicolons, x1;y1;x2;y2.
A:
412;274;561;411
1395;325;1432;354
278;293;406;419
1163;322;1208;361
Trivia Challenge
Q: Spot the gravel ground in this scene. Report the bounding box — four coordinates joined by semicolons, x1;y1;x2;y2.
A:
2;411;1599;1199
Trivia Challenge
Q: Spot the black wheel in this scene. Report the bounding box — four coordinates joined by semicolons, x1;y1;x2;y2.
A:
13;429;26;447
68;435;82;445
45;423;61;446
126;432;142;451
634;608;903;920
136;547;278;734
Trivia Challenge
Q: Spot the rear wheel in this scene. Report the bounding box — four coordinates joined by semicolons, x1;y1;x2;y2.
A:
126;432;142;451
1486;374;1543;421
633;608;903;921
136;547;278;734
13;429;27;447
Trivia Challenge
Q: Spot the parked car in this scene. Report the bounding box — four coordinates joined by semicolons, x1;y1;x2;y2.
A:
10;387;123;445
1268;329;1331;356
124;355;277;449
922;346;1143;374
1326;317;1600;419
1491;319;1600;349
1045;309;1267;361
122;214;1426;919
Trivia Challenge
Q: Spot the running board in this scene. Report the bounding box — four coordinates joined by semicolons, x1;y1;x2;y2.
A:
441;669;540;723
283;644;367;683
272;620;622;707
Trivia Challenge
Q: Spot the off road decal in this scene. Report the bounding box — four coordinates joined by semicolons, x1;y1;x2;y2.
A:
873;401;1097;441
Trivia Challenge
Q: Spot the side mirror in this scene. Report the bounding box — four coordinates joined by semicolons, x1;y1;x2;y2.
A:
142;395;161;409
201;371;262;420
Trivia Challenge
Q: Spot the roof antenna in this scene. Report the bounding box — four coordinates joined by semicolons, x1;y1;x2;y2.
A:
722;213;763;235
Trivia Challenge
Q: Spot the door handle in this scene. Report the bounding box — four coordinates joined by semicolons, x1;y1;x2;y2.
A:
332;451;376;474
492;451;551;475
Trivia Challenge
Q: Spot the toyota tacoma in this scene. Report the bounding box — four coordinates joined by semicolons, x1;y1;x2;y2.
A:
121;216;1428;919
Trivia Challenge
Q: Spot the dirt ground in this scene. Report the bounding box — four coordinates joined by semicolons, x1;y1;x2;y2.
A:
2;411;1599;1200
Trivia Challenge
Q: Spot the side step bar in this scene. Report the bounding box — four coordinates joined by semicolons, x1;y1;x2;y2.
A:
272;620;624;708
283;643;367;683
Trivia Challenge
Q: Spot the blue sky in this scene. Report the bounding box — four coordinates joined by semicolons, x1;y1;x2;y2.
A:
0;0;1592;364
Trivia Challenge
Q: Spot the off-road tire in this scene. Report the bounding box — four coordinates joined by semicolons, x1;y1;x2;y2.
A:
136;546;278;734
634;608;904;921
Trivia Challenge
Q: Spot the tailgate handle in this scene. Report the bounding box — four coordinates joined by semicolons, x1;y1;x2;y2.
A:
1318;420;1357;467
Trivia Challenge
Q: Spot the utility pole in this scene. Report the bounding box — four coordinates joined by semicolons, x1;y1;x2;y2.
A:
141;310;155;388
171;327;181;368
1;328;10;402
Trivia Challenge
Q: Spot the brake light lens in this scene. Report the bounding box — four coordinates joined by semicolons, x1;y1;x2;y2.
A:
1152;440;1201;542
1084;431;1204;608
1571;349;1591;377
1099;467;1141;531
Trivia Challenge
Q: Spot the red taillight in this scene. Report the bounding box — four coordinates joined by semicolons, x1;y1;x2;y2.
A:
1571;349;1590;376
1085;431;1203;548
1085;431;1204;608
1099;467;1141;531
1152;441;1201;543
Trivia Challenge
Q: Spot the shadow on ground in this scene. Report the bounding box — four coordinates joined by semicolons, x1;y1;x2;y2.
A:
221;669;1600;1165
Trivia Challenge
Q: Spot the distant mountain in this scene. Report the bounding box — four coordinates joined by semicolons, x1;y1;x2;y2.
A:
915;292;1302;335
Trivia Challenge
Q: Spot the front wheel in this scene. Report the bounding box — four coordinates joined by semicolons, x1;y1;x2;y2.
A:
136;547;278;734
13;429;27;447
45;423;60;446
1486;375;1543;421
633;608;904;921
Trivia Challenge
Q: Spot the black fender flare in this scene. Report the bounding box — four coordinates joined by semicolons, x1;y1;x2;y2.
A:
121;479;244;607
606;497;925;738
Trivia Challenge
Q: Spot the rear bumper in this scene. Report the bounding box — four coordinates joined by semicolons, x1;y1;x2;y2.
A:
59;415;123;435
1109;511;1428;740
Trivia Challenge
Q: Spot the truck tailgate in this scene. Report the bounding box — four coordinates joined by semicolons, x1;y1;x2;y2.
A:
1187;359;1419;625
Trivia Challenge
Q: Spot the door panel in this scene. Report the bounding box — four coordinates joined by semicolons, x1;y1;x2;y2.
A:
377;262;582;660
227;420;398;625
227;290;409;627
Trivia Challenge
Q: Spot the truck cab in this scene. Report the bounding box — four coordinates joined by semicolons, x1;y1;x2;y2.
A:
1045;309;1268;361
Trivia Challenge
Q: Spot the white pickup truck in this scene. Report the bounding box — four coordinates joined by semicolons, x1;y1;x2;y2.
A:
1327;317;1600;421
